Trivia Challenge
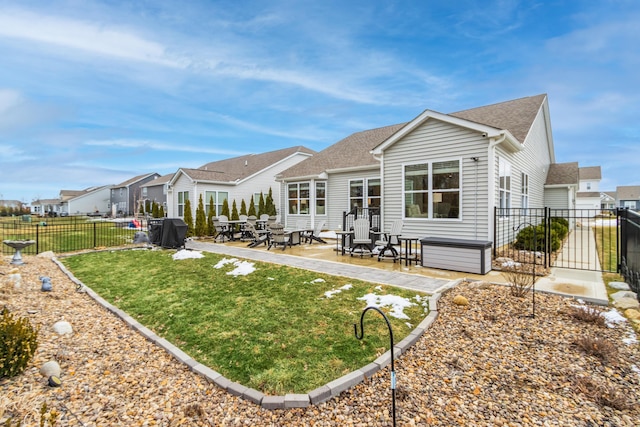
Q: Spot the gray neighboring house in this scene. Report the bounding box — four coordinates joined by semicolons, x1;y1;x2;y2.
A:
110;172;161;216
617;185;640;211
140;173;173;214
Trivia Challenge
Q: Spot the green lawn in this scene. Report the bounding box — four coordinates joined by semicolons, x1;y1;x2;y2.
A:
61;249;429;394
594;225;618;272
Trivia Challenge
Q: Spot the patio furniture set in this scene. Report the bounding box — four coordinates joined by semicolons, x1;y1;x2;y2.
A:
213;215;327;251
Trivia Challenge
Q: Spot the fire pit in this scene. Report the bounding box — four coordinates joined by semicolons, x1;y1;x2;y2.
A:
3;240;36;265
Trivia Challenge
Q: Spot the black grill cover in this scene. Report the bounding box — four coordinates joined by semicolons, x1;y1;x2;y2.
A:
161;218;188;249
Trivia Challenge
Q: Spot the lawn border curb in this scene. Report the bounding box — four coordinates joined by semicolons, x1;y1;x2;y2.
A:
52;254;448;410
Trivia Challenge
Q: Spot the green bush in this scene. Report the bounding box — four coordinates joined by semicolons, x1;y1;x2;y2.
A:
550;217;569;240
513;224;561;252
0;307;39;378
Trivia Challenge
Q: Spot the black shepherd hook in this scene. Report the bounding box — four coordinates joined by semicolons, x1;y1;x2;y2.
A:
354;306;396;427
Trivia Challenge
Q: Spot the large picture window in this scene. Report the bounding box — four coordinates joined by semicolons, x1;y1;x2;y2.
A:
404;160;460;219
288;182;310;214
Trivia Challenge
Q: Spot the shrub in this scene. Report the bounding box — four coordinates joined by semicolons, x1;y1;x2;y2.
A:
574;376;632;410
574;335;617;363
503;264;536;298
0;307;39;378
550;217;569;240
513;224;561;252
568;306;605;327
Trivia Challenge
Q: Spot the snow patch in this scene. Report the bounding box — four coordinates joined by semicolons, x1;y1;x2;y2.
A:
324;284;353;298
172;250;204;260
213;257;256;276
358;293;416;320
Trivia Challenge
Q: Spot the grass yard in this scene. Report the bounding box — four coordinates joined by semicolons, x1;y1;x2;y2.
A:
594;225;618;272
61;249;430;394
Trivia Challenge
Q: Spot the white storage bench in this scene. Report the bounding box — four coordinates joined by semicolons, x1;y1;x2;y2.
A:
420;237;493;274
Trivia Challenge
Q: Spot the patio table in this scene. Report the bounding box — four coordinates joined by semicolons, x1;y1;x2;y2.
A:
398;236;421;266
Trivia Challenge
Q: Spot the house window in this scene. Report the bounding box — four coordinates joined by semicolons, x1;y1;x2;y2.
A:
142;187;148;197
177;191;189;217
586;182;591;190
404;160;460;219
349;179;380;210
315;182;326;215
204;191;228;216
499;158;511;212
521;172;529;214
288;183;310;214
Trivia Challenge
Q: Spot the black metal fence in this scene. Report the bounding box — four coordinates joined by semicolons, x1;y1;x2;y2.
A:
1;217;148;255
619;208;640;294
494;207;619;272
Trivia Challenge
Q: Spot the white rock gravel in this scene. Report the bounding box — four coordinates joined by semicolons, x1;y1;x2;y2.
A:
1;255;639;426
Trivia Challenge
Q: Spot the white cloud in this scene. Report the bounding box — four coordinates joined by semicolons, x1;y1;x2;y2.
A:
0;8;186;68
84;139;246;156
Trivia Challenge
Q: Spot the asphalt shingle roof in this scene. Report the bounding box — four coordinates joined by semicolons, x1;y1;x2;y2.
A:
579;166;602;180
617;185;640;200
545;162;579;186
182;146;315;183
279;94;547;180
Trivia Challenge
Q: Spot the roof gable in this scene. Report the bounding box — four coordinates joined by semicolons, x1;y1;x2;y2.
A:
114;172;160;188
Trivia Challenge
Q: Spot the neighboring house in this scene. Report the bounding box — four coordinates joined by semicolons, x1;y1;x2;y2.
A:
544;162;578;210
575;166;602;210
31;198;63;217
601;191;617;210
140;173;173;214
167;146;315;220
60;186;112;216
110;173;161;216
0;199;25;210
279;94;556;244
617;185;640;211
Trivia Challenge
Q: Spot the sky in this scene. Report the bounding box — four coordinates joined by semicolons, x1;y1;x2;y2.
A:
0;0;638;203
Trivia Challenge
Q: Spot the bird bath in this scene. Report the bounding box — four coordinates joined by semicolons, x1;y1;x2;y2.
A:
3;240;36;265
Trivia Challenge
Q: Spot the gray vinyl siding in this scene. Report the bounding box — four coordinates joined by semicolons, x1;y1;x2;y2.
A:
544;187;570;209
382;119;490;240
327;169;380;231
167;174;194;218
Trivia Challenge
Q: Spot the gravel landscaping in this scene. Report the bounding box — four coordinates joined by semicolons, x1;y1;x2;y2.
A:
1;253;639;426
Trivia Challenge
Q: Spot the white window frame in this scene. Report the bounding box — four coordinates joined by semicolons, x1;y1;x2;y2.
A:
315;182;327;215
403;159;461;220
204;191;228;216
177;191;189;217
288;182;310;215
521;172;529;214
348;178;380;210
499;157;511;215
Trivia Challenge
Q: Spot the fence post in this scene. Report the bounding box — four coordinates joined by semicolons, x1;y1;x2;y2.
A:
618;208;626;273
93;222;97;248
36;223;40;254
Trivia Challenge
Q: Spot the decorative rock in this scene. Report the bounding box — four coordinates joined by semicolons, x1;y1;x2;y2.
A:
611;290;638;301
53;321;73;335
625;309;640;320
37;251;56;259
40;361;61;378
614;297;640;310
40;276;52;292
453;295;469;306
609;281;631;291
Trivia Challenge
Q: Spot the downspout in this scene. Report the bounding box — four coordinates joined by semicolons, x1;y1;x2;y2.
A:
487;132;507;242
372;152;384;229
